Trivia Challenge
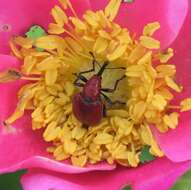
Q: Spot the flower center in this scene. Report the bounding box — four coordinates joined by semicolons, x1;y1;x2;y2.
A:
1;0;191;167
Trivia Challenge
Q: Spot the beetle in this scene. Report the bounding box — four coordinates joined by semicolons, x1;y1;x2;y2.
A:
72;53;126;126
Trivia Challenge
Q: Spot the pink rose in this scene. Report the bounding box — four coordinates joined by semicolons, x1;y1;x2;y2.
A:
0;0;191;189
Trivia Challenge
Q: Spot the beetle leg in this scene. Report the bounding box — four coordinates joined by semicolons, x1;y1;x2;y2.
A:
74;83;84;87
89;52;101;68
101;92;112;105
82;124;89;128
111;100;126;105
73;79;84;87
73;73;88;83
78;55;96;76
101;92;126;105
103;105;107;117
101;75;126;93
105;67;126;70
97;61;109;76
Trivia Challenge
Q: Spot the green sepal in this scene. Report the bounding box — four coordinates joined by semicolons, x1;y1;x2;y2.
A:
122;0;134;3
0;170;26;190
139;145;155;163
25;25;46;52
121;185;132;190
25;25;46;40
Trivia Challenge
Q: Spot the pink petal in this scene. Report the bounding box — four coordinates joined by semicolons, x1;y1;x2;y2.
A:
153;4;191;162
21;158;191;190
0;0;91;54
0;54;115;174
89;0;188;49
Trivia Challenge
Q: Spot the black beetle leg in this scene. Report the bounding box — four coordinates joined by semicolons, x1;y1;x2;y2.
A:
103;105;107;117
89;52;101;68
77;53;96;76
73;78;85;87
101;75;126;93
73;73;88;83
105;67;126;70
74;83;84;88
101;92;126;106
111;100;126;105
101;92;113;105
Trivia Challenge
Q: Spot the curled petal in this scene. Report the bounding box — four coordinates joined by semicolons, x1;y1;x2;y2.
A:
21;158;191;190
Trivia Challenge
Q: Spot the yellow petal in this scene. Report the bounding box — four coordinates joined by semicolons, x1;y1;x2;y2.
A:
65;37;83;53
93;37;108;54
83;11;99;27
107;44;127;61
94;133;113;144
35;35;64;50
45;69;58;85
22;56;37;75
64;139;77;154
14;37;33;49
107;109;129;117
180;98;191;112
105;0;121;21
152;94;167;111
71;155;87;167
0;69;21;83
163;112;179;129
98;30;111;40
140;36;160;49
43;121;61;142
58;0;68;9
143;22;160;36
117;30;132;44
70;17;87;30
48;23;65;34
159;48;174;63
51;5;68;26
156;64;176;78
9;39;23;59
165;76;182;92
115;117;133;135
36;56;60;71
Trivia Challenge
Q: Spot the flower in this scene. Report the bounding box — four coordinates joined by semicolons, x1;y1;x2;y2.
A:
0;0;191;189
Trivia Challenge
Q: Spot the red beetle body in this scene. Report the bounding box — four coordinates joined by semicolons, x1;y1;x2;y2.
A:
72;75;104;126
72;55;125;126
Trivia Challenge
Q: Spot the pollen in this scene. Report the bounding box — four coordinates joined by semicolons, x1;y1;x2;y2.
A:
2;0;191;168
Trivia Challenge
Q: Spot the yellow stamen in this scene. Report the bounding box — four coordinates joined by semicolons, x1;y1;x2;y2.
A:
105;0;121;21
143;22;160;36
0;69;21;83
21;77;41;81
51;5;68;27
140;36;160;49
48;23;65;34
180;98;191;112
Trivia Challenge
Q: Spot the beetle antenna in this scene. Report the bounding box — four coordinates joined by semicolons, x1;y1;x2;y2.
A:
89;52;101;68
97;61;109;76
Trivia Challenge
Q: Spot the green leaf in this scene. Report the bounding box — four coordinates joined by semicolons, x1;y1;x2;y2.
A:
121;185;132;190
0;170;26;190
25;25;46;40
25;25;46;52
139;145;155;163
122;0;134;3
171;169;191;190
